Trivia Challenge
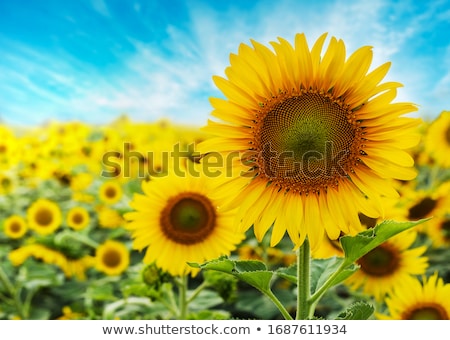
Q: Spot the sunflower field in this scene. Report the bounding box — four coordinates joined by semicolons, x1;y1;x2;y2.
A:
1;34;450;321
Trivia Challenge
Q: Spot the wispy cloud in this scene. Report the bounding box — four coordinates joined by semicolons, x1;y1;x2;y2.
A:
0;0;448;127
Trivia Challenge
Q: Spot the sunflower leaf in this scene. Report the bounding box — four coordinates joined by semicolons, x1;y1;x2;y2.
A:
277;257;358;290
335;301;374;320
189;257;274;293
340;218;430;265
275;265;297;284
310;257;359;294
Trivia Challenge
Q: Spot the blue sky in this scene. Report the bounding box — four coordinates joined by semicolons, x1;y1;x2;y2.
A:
0;0;449;127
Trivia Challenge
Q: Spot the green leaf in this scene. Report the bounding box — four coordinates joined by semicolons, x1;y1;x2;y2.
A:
275;265;297;284
276;258;358;294
190;257;274;294
103;297;153;319
340;219;430;264
310;257;359;294
336;301;374;320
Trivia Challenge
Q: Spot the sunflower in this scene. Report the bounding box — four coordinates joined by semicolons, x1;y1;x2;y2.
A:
99;180;123;205
97;206;125;228
345;230;428;301
401;181;450;221
124;172;245;277
95;240;129;276
376;273;450;320
27;198;62;235
198;33;419;250
425;110;450;168
424;215;450;248
3;215;28;239
311;234;344;259
8;244;94;280
66;206;90;231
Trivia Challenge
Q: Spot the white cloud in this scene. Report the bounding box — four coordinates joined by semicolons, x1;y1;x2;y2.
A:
0;0;449;127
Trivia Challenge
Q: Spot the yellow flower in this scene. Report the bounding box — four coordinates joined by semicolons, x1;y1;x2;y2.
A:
345;230;428;301
97;206;124;228
95;240;129;276
423;215;450;248
311;234;344;259
425;110;450;168
70;173;93;192
3;215;28;239
99;181;123;205
27;199;62;235
376;273;450;320
8;244;95;280
199;33;419;250
66;206;90;231
124;172;245;277
401;181;450;221
57;306;84;320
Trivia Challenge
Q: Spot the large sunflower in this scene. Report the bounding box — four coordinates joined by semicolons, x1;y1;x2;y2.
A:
425;110;450;168
124;172;245;277
198;33;419;250
344;230;428;301
376;273;450;320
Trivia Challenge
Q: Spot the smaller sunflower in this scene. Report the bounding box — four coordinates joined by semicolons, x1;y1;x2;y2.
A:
3;215;28;239
8;244;94;280
95;240;130;276
345;230;428;301
425;111;450;168
397;181;450;233
311;234;344;259
27;199;62;235
97;206;124;229
66;206;90;231
99;181;123;205
424;215;450;248
377;273;450;320
57;306;84;320
124;171;245;277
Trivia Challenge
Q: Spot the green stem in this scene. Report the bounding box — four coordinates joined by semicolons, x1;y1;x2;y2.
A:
263;289;293;320
296;238;312;320
55;230;99;248
309;261;348;307
186;281;209;304
0;264;25;319
177;275;188;319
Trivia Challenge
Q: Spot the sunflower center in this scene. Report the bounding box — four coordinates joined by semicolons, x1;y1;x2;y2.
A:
408;197;437;220
10;221;21;233
35;208;54;227
256;92;358;194
445;126;450;145
1;177;11;189
72;213;84;225
357;244;400;276
102;249;121;268
160;192;216;245
402;304;448;320
441;220;450;240
105;186;118;199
